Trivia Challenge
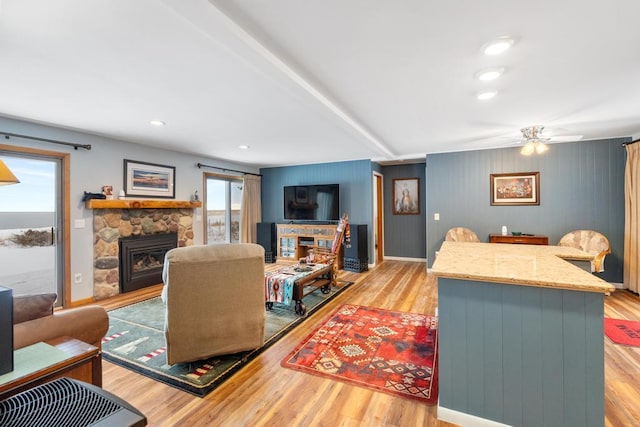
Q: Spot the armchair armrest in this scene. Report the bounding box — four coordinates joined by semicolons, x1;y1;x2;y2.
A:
13;305;108;350
592;248;611;273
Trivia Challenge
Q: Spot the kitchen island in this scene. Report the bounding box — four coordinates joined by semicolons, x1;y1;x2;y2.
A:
432;241;614;427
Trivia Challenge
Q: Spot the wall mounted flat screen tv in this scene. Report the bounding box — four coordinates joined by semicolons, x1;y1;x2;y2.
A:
284;184;340;221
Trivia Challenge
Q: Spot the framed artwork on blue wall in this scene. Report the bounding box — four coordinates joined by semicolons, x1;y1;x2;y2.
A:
490;171;540;206
393;178;420;215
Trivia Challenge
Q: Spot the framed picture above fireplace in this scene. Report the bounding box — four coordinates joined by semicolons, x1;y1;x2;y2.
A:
124;159;175;198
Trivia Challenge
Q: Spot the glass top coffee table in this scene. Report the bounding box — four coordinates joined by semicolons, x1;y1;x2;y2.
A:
264;263;334;316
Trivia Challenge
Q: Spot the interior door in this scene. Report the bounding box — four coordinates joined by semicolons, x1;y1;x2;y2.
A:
0;150;64;306
374;172;384;264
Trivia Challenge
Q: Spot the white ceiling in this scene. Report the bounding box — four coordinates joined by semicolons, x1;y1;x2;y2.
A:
1;0;639;167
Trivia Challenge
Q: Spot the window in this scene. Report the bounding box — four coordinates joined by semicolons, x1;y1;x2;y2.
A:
204;174;243;244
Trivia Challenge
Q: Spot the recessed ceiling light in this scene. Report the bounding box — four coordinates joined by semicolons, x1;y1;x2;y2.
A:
476;68;504;81
150;120;165;126
477;90;497;100
238;145;250;150
483;37;514;55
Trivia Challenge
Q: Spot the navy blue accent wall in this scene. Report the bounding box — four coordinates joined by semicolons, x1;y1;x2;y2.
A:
381;163;426;258
260;160;374;260
439;278;606;425
426;138;627;283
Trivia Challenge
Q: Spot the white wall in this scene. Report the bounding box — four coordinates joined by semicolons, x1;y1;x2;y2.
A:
0;117;259;301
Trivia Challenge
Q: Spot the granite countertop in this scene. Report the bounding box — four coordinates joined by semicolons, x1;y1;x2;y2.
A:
431;241;615;294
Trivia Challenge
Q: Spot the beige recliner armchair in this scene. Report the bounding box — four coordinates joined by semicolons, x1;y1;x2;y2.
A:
161;243;266;365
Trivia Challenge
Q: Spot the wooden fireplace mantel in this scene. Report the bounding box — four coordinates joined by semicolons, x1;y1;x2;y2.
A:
85;199;202;209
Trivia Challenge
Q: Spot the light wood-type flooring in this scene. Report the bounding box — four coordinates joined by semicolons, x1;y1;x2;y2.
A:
94;261;640;426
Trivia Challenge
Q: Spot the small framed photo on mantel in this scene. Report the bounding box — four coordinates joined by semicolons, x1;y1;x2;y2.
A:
490;172;540;206
123;159;175;198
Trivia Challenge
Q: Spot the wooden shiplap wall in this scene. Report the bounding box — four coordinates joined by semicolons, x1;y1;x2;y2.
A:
260;159;374;260
261;160;429;261
439;277;606;426
426;138;627;283
381;163;427;258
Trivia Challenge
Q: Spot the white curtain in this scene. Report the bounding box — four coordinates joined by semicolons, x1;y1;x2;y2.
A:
240;174;261;243
624;142;640;293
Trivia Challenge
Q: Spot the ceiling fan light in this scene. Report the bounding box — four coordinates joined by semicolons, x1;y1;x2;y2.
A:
535;142;549;154
519;125;552;155
521;125;544;140
483;37;514;55
520;141;535;156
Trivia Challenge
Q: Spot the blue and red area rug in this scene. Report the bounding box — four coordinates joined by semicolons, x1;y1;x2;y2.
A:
102;280;352;397
281;304;438;404
604;318;640;347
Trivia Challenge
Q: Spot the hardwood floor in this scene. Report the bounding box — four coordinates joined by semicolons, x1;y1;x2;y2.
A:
95;261;640;426
603;287;640;426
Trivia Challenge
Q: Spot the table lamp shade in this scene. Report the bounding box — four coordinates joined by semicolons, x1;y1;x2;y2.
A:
0;159;20;185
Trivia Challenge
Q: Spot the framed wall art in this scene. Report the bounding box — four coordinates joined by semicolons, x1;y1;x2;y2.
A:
123;159;175;198
490;172;540;206
393;178;420;215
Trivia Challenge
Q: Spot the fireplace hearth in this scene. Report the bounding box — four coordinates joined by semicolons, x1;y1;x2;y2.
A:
119;233;177;293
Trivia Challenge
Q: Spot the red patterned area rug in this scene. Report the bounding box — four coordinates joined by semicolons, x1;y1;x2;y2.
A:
281;304;438;404
604;318;640;347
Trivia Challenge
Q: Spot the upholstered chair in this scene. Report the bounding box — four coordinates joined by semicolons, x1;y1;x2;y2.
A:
558;230;611;272
13;293;108;350
445;227;481;243
161;243;266;365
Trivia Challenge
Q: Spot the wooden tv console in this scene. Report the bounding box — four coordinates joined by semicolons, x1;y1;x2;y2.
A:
276;223;343;268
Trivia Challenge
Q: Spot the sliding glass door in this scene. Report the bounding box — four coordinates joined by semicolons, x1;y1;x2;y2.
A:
0;152;64;305
204;173;243;244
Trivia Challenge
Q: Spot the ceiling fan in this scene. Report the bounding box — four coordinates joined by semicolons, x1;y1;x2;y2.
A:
518;125;582;155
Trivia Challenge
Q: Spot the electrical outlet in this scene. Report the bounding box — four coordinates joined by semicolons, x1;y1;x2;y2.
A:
74;273;82;284
434;213;440;221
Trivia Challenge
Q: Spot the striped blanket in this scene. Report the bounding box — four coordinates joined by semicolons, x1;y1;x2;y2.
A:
264;264;328;305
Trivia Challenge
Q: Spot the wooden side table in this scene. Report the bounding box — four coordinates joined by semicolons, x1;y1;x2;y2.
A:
0;336;100;400
489;233;549;245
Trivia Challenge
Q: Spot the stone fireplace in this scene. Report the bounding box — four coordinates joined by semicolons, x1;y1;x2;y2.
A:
91;206;196;299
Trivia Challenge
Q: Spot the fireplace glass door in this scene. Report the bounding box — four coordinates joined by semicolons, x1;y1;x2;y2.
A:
119;233;177;293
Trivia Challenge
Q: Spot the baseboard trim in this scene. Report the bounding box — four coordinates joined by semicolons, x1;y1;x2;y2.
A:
67;296;95;308
437;405;511;427
383;256;426;263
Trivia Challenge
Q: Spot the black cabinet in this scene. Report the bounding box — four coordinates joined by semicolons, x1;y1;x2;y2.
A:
0;287;12;375
343;224;368;272
256;222;277;263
